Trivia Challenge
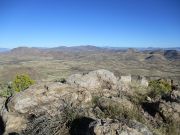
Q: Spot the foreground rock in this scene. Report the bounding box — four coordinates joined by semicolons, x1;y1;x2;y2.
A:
159;88;180;123
2;82;92;134
0;69;155;134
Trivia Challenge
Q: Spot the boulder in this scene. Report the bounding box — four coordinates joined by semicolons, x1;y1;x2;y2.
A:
67;69;118;90
2;82;93;134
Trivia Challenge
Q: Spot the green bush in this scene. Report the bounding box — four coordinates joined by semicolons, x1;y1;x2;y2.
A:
12;74;35;92
148;79;171;98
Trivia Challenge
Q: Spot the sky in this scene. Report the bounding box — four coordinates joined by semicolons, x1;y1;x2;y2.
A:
0;0;180;48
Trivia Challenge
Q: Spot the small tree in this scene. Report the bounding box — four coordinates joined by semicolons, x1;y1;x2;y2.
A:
12;74;35;92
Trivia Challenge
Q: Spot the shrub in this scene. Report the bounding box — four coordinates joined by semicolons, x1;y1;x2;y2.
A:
92;96;145;123
104;104;145;123
63;104;82;125
12;74;35;92
130;82;148;104
148;79;171;99
0;82;14;97
22;103;82;135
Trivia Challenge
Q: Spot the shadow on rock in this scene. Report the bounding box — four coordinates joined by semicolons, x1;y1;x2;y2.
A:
142;102;160;117
0;116;5;135
70;117;96;135
8;133;19;135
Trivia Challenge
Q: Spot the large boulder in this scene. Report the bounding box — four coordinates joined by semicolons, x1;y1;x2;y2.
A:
67;69;118;91
2;82;92;134
6;82;92;115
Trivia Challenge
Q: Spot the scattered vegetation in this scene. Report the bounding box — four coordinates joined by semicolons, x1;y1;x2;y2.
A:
0;82;13;97
62;103;83;126
105;104;145;123
22;113;69;135
92;96;101;106
0;74;35;97
130;82;148;104
166;122;180;135
12;74;35;92
154;121;180;135
92;96;145;123
147;79;171;99
22;102;83;135
130;79;180;135
130;79;172;104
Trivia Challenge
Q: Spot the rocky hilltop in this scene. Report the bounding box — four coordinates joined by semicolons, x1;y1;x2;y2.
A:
0;70;179;135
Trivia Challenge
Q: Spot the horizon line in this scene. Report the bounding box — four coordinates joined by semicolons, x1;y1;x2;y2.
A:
1;45;180;50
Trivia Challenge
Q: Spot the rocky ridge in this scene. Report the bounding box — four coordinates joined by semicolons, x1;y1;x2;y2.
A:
0;69;179;135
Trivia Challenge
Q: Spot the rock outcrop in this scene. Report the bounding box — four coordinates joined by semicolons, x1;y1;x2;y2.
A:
0;69;166;135
67;69;118;90
2;82;93;134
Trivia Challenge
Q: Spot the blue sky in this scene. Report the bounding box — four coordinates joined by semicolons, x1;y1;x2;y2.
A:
0;0;180;48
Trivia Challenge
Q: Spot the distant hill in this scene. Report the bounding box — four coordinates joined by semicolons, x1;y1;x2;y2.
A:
164;50;180;60
1;46;180;53
47;45;105;52
145;54;166;62
9;47;43;56
1;46;180;61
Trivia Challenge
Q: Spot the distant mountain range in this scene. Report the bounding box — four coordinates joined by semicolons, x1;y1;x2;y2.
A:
1;46;180;52
0;45;179;61
0;48;10;52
